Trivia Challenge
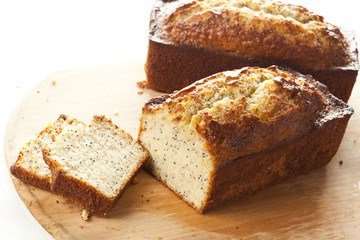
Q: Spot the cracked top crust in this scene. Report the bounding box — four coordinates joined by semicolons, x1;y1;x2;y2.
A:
143;66;353;165
150;0;353;70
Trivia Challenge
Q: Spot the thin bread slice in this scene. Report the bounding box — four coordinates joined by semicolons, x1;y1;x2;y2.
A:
42;115;149;216
10;115;78;191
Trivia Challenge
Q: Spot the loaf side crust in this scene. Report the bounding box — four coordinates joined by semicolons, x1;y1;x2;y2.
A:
146;33;358;101
204;109;351;211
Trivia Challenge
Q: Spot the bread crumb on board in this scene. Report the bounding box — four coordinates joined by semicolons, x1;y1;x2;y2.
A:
81;209;90;221
339;160;344;166
138;91;144;95
132;177;139;185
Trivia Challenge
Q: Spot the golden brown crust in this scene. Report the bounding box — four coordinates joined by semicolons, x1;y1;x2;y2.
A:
146;0;359;101
152;0;349;69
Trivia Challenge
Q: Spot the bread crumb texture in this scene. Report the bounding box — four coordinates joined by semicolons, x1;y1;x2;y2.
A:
46;116;148;198
154;0;350;69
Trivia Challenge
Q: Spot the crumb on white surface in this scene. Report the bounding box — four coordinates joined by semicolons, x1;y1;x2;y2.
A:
136;80;147;89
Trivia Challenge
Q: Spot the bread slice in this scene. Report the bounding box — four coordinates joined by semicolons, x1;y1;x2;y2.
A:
10;115;77;191
42;115;149;216
138;66;353;213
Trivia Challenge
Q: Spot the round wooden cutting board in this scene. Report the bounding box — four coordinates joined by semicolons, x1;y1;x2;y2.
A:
4;60;360;239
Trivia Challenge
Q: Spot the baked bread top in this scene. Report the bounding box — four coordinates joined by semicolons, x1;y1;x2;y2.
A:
150;0;355;70
143;66;353;166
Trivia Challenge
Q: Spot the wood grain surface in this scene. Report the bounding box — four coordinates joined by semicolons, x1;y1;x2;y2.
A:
4;60;360;239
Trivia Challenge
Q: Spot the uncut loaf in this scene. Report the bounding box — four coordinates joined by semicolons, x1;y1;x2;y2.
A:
146;0;358;102
138;66;353;213
42;116;149;216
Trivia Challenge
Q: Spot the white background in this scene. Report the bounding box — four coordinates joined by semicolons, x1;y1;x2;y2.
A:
0;0;358;239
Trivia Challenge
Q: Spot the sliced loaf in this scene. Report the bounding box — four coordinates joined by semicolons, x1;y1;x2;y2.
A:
42;115;149;216
138;66;353;212
10;115;78;191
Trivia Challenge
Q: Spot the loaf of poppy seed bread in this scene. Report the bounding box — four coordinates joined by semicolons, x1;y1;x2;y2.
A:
42;116;149;216
138;66;353;213
10;115;78;191
146;0;359;102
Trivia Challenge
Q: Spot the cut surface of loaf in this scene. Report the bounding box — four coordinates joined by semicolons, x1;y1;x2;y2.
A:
10;115;77;191
138;66;353;212
43;116;149;215
146;0;359;101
